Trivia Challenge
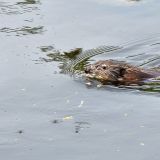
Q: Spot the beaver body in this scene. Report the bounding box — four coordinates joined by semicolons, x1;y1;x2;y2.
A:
84;60;160;85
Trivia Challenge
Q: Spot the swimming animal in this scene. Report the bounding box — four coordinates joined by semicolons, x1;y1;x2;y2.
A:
84;60;160;85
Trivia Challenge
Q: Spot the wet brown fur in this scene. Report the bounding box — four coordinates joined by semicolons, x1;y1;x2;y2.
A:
85;60;158;85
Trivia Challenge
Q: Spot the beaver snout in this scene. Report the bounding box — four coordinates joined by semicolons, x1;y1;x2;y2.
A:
85;64;96;74
84;67;91;74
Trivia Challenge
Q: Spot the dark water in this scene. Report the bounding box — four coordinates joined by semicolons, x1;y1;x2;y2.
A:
0;0;160;160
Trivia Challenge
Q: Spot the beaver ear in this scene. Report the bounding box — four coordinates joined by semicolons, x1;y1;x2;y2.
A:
108;68;120;81
110;67;126;79
119;68;126;77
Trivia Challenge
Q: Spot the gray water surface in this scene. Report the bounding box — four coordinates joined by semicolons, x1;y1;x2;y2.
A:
0;0;160;160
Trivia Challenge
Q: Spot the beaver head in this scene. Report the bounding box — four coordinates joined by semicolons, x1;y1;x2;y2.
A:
84;60;154;85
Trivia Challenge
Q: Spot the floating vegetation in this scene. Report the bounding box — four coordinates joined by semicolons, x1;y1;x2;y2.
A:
123;80;160;93
63;45;122;74
40;46;81;61
40;47;89;72
40;46;122;73
17;0;40;5
0;26;44;36
40;46;54;53
0;1;40;15
140;87;160;93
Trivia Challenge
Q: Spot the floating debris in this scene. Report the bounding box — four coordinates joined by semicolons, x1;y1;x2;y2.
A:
17;0;40;5
40;46;54;52
62;116;73;121
52;116;73;124
17;130;24;134
52;119;62;124
85;81;92;87
78;100;84;108
0;1;39;15
0;26;44;36
97;84;103;88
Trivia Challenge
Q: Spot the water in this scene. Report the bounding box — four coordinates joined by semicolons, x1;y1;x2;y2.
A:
0;0;160;160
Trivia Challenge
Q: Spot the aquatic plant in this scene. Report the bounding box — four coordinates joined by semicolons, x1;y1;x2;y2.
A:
0;26;44;36
17;0;40;5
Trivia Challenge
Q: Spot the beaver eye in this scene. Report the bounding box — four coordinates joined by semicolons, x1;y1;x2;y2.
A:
101;64;107;70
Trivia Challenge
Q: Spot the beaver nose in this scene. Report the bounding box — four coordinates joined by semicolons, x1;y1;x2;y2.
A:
84;67;91;74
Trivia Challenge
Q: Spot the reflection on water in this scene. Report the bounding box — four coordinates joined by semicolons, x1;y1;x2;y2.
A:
0;26;44;36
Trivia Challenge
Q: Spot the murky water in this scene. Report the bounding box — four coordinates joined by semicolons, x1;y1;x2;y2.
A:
0;0;160;160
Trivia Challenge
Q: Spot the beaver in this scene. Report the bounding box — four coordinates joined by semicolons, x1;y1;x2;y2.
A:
84;60;160;85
